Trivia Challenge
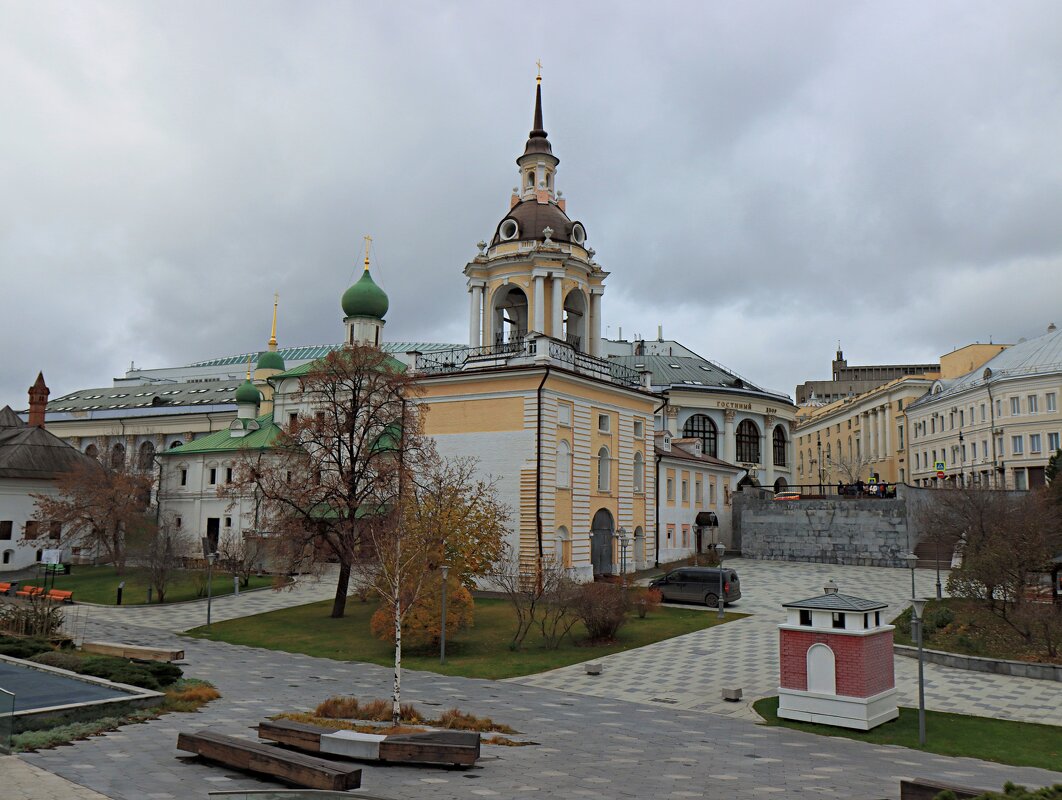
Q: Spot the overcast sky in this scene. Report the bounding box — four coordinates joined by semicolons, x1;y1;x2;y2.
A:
3;1;1061;409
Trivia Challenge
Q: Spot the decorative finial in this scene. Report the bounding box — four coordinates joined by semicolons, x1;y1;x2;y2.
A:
363;234;373;272
246;354;252;380
536;58;542;84
476;240;487;255
542;226;554;244
268;292;279;349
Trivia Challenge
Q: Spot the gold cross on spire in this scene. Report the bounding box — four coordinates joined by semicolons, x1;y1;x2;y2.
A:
363;234;372;271
536;59;542;84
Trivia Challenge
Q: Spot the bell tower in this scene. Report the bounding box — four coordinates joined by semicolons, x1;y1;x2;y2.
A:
463;68;607;357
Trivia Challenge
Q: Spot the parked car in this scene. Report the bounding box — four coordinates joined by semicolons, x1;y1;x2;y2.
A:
773;491;801;501
648;566;741;608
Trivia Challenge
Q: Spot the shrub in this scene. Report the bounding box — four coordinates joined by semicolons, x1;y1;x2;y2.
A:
632;587;662;619
892;607;913;637
78;656;161;690
573;582;631;642
929;606;955;630
29;651;83;671
935;781;1062;799
144;661;183;686
369;581;474;650
0;637;54;659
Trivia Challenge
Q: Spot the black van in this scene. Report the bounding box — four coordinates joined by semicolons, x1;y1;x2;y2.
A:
648;567;741;608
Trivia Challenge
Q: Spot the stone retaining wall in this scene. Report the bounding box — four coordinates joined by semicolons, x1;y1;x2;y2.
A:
894;644;1062;682
734;494;912;567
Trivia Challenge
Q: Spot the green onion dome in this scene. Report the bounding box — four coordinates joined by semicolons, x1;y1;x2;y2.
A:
256;350;286;371
341;269;389;319
235;379;261;405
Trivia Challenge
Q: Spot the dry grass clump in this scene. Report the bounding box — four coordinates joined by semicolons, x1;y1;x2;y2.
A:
313;696;423;722
436;707;515;734
274;712;424;736
163;678;221;712
482;735;535;747
314;695;361;718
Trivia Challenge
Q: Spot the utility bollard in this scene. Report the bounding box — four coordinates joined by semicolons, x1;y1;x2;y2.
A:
147;586;153;604
116;581;125;606
233;576;239;596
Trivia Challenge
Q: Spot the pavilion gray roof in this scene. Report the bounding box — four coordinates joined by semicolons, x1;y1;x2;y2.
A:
0;419;99;480
43;380;247;413
609;354;792;403
0;406;24;428
782;593;888;612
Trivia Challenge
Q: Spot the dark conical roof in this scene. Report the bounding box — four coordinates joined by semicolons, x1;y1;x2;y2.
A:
522;80;554;158
0;406;26;428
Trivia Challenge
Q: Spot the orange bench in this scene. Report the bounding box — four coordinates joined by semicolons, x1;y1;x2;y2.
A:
46;589;74;603
0;582;13;595
15;585;43;598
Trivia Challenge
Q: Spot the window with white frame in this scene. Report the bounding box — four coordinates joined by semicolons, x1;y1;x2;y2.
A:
997;436;1004;455
1012;435;1023;455
633;451;644;493
1011;397;1021;415
556;440;571;489
980;403;986;422
996;399;1002;417
982;440;988;458
915;453;920;469
597;446;611;491
1047;393;1057;412
1049;432;1060;451
597;413;610;433
1030;434;1042;453
1028;395;1039;414
681;478;689;503
666;476;675;501
971;442;977;459
695;476;703;504
633;419;644;439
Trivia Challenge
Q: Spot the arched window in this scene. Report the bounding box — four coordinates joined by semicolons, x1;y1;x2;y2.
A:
85;443;99;459
633;451;644;493
110;443;125;469
169;440;184;450
555;526;571;568
735;420;760;463
138;440;156;471
2;550;12;565
556;440;571;489
526;170;535;188
597;446;611;492
799;450;804;475
682;414;717;457
825;443;832;463
633;526;644;566
772;425;787;466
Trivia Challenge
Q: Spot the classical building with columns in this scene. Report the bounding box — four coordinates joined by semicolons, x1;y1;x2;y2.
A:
906;325;1061;490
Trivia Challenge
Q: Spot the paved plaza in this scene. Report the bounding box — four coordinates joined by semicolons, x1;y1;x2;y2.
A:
12;560;1062;799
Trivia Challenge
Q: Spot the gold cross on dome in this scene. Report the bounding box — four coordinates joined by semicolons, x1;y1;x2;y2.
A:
536;59;542;82
363;234;372;270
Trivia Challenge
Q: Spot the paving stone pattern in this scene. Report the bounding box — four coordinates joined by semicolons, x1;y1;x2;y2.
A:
16;559;1062;799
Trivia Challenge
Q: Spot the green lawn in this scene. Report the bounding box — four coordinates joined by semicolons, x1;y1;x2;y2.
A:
186;596;742;679
753;696;1062;771
30;565;275;605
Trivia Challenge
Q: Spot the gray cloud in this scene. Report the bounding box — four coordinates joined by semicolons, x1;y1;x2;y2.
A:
2;0;1061;408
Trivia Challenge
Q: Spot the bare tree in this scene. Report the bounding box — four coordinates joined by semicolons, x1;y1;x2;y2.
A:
226;345;423;619
493;546;577;651
130;518;187;604
32;460;154;574
217;530;269;588
828;450;876;484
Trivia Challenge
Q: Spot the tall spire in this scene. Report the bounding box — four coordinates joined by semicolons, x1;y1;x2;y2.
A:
523;62;552;156
268;292;279;350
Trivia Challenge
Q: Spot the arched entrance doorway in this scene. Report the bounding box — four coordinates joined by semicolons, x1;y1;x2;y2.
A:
773;477;788;492
590;508;614;577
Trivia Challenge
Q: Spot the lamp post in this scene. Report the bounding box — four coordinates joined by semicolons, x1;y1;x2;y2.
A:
904;552;918;600
958;431;965;489
910;597;929;746
618;528;630;588
439;564;449;664
206;552;218;628
715;542;726;620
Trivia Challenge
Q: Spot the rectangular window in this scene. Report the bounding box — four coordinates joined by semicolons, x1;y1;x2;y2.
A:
898;424;904;450
557;404;571;427
709;479;717;505
930;418;935;434
997;436;1004;456
681;479;689;503
633;419;643;438
597;413;610;433
1012;435;1023;455
1030;434;1042;453
832;612;846;630
982;440;988;459
208;468;217;485
666;477;675;501
1048;432;1060;451
1011;397;1021;416
175;516;182;529
1029;395;1039;414
0;521;11;540
695;478;703;505
666;523;676;545
914;453;920;469
1047;393;1057;412
959;410;964;427
288;412;298;430
799;609;812;626
681;525;690;548
980;403;986;422
49;521;61;540
971;442;977;459
996;399;1002;417
224;516;232;528
875;611;881;626
24;521;39;540
180;469;187;487
225;467;233;484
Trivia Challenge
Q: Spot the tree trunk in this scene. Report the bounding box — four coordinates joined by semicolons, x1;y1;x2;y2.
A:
113;524;125;575
331;560;351;618
392;599;402;724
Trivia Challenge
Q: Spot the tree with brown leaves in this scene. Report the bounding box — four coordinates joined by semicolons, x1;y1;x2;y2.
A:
32;460;154;574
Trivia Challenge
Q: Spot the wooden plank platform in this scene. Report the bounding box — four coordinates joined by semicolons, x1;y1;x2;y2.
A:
176;730;361;791
83;641;184;662
258;718;481;766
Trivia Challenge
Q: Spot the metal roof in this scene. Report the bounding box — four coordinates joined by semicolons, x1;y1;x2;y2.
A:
45;380;245;413
609;354;792;403
187;341;463;369
0;414;99;479
782;593;888;612
162;413;284;456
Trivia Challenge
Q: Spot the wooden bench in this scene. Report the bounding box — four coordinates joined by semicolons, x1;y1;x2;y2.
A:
82;641;183;662
176;730;361;791
15;585;43;598
45;589;74;603
258;718;481;766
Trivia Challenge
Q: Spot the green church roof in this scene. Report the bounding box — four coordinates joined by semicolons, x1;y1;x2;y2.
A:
341;269;389;319
257;350;286;371
162;413;284;455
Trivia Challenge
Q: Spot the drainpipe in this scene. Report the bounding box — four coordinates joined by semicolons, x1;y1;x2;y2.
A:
653;395;669;567
535;367;551;583
987;381;999;488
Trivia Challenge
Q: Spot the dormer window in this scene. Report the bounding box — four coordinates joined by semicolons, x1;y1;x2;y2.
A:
799;609;812;626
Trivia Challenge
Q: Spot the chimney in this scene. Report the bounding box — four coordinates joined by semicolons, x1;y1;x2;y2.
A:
657;324;663;341
28;372;50;428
